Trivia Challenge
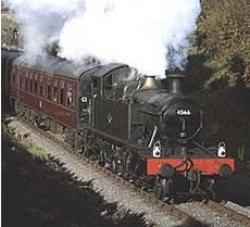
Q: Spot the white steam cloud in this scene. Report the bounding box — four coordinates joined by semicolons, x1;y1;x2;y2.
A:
5;0;201;76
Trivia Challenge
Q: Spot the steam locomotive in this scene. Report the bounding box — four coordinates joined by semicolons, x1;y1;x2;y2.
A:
2;48;235;200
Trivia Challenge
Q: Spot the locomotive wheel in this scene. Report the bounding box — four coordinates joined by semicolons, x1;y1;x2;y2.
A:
205;178;216;201
154;178;173;200
188;169;201;194
85;139;100;161
111;145;123;174
154;178;165;200
165;178;174;201
123;151;133;178
82;140;94;158
111;158;118;173
82;144;90;158
98;150;105;167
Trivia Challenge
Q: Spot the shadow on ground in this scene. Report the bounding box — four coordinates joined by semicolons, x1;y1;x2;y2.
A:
2;134;152;227
215;173;250;206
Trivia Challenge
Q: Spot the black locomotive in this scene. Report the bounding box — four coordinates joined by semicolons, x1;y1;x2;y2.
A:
2;48;235;200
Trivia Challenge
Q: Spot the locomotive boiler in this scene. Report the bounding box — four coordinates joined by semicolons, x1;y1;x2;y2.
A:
2;48;235;200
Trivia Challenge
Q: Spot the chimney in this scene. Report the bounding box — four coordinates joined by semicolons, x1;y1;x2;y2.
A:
165;72;186;94
140;75;159;90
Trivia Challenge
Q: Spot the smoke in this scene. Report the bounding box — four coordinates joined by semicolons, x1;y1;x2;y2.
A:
5;0;201;76
4;0;85;56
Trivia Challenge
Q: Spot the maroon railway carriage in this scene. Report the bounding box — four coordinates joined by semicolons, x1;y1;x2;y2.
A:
3;48;235;200
11;55;79;129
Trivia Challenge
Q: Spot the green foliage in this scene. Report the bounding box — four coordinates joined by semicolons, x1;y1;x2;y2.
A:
189;1;250;159
1;15;22;48
193;0;250;89
198;0;250;60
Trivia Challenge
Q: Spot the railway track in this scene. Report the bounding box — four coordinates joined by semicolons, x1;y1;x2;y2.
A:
176;200;250;227
4;116;250;227
205;200;250;223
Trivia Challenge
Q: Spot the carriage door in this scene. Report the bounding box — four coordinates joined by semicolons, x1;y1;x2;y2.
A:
79;76;92;127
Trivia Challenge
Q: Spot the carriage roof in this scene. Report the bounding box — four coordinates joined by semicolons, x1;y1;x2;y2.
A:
13;53;128;79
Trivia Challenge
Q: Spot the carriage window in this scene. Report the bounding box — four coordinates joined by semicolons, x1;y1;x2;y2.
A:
39;82;43;96
60;88;65;104
12;71;15;85
53;87;58;102
20;76;24;89
28;79;30;91
20;76;23;89
25;78;28;90
66;88;73;106
21;75;25;89
34;81;38;93
28;73;32;92
47;85;51;99
30;79;33;92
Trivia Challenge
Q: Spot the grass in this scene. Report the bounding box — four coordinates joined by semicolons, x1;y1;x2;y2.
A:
2;120;48;161
26;142;49;161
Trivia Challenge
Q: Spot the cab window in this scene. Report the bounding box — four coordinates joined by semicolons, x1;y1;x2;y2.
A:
103;74;113;98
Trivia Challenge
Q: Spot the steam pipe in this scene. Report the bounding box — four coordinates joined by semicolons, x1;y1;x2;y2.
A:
165;72;186;94
171;77;181;93
148;125;158;148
